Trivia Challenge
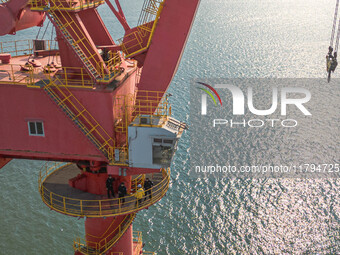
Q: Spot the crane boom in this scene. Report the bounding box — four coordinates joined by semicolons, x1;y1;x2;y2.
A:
0;0;45;36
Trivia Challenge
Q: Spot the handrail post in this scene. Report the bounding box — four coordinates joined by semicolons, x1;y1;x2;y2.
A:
63;197;66;212
99;200;102;216
50;192;53;206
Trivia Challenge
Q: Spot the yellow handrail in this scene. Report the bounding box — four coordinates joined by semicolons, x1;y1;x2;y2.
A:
118;0;164;58
29;0;123;82
30;0;105;11
38;163;171;218
73;214;135;255
0;64;94;89
42;77;116;160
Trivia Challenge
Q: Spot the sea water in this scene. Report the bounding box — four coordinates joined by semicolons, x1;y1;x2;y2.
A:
0;0;339;254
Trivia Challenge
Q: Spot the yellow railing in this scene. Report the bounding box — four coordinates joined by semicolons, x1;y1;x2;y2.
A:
95;51;123;82
39;163;171;217
30;0;123;82
45;0;105;78
42;77;116;160
30;0;105;11
137;0;164;36
0;64;96;89
73;214;136;255
0;39;54;56
114;90;171;138
133;231;143;255
0;64;37;86
118;0;164;58
133;231;142;243
45;66;94;88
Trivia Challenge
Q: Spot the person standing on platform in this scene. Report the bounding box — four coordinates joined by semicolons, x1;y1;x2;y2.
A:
135;184;145;207
106;175;115;198
118;182;127;204
144;178;154;201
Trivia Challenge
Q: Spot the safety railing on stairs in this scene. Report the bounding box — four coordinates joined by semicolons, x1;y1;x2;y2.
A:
39;163;170;217
33;0;124;82
133;231;143;255
118;0;164;58
41;77;116;160
73;214;136;255
47;8;103;80
137;0;164;36
47;6;122;82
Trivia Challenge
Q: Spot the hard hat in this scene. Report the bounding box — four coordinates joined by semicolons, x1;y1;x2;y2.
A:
137;184;142;188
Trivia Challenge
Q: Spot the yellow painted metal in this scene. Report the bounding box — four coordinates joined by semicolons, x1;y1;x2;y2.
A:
29;0;105;11
118;0;164;58
28;0;123;82
42;77;116;160
114;90;171;150
0;63;171;165
38;163;171;218
133;231;143;255
0;64;96;89
114;90;170;132
73;214;135;255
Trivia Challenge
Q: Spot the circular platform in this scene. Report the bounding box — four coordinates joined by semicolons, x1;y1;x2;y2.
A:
39;163;170;217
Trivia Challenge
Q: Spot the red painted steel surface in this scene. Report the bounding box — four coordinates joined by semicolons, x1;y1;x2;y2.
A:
0;86;120;162
78;8;116;47
138;0;200;95
0;0;45;36
51;11;107;74
85;217;133;254
0;0;200;253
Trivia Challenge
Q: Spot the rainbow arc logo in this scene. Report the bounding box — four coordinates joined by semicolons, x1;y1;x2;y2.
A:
197;82;222;115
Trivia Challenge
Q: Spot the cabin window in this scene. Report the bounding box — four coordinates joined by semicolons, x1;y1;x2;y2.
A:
153;138;163;143
163;139;173;144
28;121;44;136
152;145;173;166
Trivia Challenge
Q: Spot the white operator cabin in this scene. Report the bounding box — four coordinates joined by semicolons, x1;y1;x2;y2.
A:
128;115;186;169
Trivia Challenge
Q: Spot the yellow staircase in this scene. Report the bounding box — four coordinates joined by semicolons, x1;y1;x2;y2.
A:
30;0;122;82
40;77;117;162
119;0;164;58
73;214;136;255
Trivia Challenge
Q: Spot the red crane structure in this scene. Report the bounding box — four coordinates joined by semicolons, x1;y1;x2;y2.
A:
0;0;200;254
